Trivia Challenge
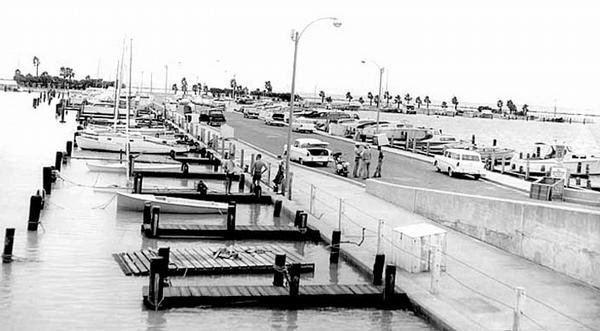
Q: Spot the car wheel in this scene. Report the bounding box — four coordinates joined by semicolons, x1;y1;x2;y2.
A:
473;174;481;180
434;161;440;172
299;158;304;165
448;168;454;177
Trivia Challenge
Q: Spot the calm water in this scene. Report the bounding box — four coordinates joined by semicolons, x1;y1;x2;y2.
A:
0;92;433;331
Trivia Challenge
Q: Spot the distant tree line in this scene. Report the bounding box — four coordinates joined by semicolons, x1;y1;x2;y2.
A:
14;68;114;89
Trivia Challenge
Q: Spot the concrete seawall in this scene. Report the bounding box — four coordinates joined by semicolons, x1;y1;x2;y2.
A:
367;179;600;288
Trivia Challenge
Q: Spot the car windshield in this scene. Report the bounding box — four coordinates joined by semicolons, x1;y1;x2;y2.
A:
302;143;328;148
462;155;480;161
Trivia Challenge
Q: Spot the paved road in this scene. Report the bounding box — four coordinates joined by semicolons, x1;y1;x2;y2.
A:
223;111;531;201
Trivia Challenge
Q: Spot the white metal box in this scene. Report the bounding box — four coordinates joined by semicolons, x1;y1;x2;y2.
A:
391;223;447;273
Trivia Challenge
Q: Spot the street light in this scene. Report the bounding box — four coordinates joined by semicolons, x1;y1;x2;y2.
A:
284;17;342;199
361;60;384;134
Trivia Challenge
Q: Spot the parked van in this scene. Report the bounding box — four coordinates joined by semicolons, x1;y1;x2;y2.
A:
433;149;485;179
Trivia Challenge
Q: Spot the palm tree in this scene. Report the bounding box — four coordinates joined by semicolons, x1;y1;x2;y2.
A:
404;93;412;105
424;96;431;109
33;56;40;77
192;84;198;95
394;95;402;109
358;97;364;105
441;101;448;109
265;81;272;93
506;100;517;114
415;96;422;109
522;104;529;116
451;96;459;110
497;100;503;114
325;96;333;103
384;91;391;107
319;90;326;103
172;83;178;94
345;92;353;103
367;92;373;106
181;77;188;95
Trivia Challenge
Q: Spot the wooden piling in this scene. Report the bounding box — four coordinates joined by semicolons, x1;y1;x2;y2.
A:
157;247;170;281
143;202;152;225
65;141;73;157
383;264;396;304
226;201;236;235
27;195;43;231
54;152;63;171
240;149;245;169
373;254;385;285
288;263;301;296
2;228;15;263
148;257;166;309
471;134;475;145
273;253;287;287
294;210;304;227
298;212;308;229
330;230;341;263
273;200;282;217
151;206;161;238
43;166;52;195
493;139;497;147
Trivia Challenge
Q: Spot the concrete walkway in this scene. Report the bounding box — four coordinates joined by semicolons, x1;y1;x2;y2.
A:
189;121;600;331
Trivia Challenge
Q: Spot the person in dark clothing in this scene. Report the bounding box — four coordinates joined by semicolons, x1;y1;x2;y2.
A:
373;146;384;177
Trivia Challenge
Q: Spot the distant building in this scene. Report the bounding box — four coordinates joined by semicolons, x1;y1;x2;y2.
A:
0;78;19;91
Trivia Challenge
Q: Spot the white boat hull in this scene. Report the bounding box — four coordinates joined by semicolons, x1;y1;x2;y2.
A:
116;192;227;214
509;158;600;175
76;135;189;154
86;162;182;172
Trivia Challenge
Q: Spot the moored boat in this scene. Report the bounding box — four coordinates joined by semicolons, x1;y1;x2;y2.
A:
509;143;600;175
116;192;228;214
86;162;182;172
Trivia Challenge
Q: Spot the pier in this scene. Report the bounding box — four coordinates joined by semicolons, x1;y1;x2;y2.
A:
140;223;319;240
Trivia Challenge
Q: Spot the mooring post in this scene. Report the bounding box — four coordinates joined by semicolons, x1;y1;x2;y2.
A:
137;174;144;193
54;151;63;171
240;149;245;169
250;154;255;172
430;244;442;295
150;206;161;238
60;106;66;123
133;174;140;194
330;230;341;263
273;253;287;287
383;264;396;305
299;212;308;230
512;287;526;331
43;166;52;195
213;159;219;172
2;228;15;263
493;139;497;147
143;202;152;225
157;247;170;285
238;173;245;193
148;257;166;310
294;210;304;227
65;141;73;157
227;201;236;235
288;263;301;296
471;134;475;145
27;195;43;231
273;200;282;217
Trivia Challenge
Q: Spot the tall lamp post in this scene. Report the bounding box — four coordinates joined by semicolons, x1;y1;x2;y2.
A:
361;60;384;134
284;17;342;199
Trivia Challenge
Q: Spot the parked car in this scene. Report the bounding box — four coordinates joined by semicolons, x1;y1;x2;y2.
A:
243;107;259;119
265;113;286;126
291;118;315;133
283;138;332;166
433;148;485;179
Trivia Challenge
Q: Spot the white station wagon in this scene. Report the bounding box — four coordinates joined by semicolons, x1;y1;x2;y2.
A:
283;138;332;166
433;149;485;179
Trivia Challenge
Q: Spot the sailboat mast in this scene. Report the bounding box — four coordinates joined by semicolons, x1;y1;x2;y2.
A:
127;38;133;137
112;61;120;131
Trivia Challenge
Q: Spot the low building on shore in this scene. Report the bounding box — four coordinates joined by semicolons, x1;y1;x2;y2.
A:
0;78;19;91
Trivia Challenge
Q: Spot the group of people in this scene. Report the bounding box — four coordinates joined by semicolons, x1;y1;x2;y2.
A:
223;152;283;195
353;143;384;179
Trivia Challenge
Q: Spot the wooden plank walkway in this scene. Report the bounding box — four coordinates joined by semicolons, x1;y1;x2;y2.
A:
113;245;314;276
142;284;406;309
139;190;273;204
140;223;319;240
133;170;237;180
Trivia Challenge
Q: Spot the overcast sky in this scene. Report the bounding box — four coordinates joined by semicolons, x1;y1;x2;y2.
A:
1;0;599;112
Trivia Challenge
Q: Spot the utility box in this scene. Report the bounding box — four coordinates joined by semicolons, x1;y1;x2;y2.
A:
392;223;447;273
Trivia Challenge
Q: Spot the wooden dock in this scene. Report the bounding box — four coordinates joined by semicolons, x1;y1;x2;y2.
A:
140;223;319;240
139;190;273;204
133;170;236;181
142;284;408;309
171;155;220;165
113;245;314;276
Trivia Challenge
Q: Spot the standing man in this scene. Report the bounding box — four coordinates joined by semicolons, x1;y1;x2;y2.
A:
250;154;268;190
373;146;384;177
272;157;285;193
362;145;372;179
353;143;362;178
222;153;236;195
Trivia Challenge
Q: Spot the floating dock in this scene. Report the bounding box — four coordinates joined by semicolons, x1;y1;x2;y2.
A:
142;284;404;309
113;245;314;276
140;223;319;240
